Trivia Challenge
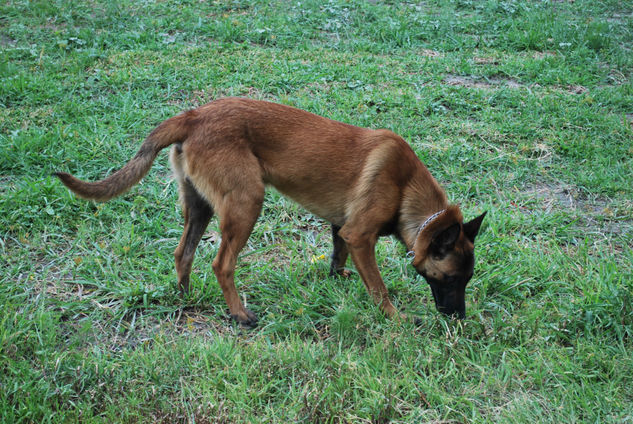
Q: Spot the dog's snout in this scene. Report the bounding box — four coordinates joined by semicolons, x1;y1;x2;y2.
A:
438;305;465;320
454;308;466;320
428;282;466;319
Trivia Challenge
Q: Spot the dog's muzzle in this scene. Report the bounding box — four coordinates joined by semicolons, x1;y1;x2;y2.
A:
419;271;466;319
428;282;465;319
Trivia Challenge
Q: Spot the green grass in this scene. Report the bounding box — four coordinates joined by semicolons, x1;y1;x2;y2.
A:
1;0;633;422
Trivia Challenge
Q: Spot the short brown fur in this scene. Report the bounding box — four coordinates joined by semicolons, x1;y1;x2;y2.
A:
55;98;485;325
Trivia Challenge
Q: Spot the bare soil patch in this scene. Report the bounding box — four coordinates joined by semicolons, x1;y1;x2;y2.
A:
523;183;591;211
567;85;588;94
531;51;557;60
444;75;523;89
518;182;633;237
419;48;443;58
0;34;16;47
607;12;633;24
473;57;500;65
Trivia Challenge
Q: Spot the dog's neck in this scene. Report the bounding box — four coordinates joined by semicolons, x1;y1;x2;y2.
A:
398;169;449;250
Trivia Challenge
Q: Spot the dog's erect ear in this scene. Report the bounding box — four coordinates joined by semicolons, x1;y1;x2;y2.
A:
430;222;461;255
464;211;487;242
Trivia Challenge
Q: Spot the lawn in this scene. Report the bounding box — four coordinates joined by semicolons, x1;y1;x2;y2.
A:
1;0;632;422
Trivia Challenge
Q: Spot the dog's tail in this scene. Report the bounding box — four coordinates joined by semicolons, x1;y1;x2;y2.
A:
54;111;194;201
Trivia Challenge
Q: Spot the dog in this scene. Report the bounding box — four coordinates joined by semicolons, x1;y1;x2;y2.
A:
55;97;486;326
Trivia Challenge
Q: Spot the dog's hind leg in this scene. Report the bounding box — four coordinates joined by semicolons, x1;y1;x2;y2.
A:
186;145;265;328
174;178;214;294
210;186;264;328
329;224;351;278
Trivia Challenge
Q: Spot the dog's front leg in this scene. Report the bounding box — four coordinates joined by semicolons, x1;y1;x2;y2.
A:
174;179;214;294
329;224;352;278
339;229;400;319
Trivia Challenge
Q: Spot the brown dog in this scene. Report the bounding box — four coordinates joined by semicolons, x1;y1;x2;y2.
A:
55;98;486;326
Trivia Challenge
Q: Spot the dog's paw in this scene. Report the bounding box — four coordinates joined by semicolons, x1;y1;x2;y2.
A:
230;308;259;329
388;312;423;326
330;268;353;279
338;269;353;279
177;280;190;296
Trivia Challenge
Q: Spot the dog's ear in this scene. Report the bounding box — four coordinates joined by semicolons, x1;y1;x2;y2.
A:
430;222;461;255
464;211;487;242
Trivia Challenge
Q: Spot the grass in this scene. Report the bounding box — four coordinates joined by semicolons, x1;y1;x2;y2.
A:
1;0;633;422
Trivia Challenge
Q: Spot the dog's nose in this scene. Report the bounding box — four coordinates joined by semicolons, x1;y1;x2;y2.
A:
440;307;465;319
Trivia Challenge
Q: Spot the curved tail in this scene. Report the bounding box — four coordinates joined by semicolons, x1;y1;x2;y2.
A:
54;111;194;201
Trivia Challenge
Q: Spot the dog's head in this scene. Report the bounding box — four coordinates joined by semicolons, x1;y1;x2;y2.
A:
411;206;486;319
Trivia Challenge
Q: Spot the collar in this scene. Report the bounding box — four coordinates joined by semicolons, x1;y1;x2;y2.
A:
408;209;446;258
416;209;445;237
